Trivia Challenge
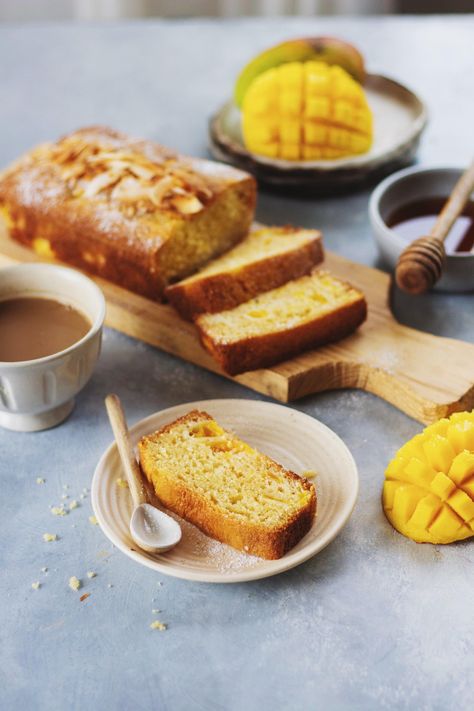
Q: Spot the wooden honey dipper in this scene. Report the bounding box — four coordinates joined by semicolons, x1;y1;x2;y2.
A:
395;161;474;294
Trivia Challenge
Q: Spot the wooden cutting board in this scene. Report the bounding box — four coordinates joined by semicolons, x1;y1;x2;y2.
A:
0;225;473;425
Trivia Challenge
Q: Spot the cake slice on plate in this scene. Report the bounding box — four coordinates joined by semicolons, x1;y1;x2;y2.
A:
138;410;316;560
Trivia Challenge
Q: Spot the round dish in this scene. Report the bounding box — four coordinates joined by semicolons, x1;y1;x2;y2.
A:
209;74;427;192
92;399;359;584
369;165;474;293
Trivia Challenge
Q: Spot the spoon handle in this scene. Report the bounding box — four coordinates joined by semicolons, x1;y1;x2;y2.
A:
431;160;474;242
105;394;148;507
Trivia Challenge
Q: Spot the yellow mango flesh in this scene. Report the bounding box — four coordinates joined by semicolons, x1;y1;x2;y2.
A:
242;61;373;161
382;411;474;544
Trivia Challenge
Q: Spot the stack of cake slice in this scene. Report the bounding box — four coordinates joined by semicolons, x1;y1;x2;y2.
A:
167;225;367;375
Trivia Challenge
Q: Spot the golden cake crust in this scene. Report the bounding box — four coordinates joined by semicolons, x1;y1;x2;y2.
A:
165;226;324;320
0;126;256;300
138;410;316;560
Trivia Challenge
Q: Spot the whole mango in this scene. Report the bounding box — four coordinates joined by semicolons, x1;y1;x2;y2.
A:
383;411;474;544
241;61;373;161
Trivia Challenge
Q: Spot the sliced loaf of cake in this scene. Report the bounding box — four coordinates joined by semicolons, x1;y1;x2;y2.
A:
138;410;316;560
165;226;323;319
196;270;367;375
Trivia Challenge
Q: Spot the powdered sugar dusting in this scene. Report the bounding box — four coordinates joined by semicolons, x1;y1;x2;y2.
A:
166;510;261;573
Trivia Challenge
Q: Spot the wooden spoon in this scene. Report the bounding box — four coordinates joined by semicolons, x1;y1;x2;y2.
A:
105;394;181;554
395;161;474;294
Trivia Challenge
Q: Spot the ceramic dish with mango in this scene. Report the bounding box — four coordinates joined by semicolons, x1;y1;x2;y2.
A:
210;36;427;190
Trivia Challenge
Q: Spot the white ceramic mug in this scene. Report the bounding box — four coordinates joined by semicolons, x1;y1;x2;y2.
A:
0;263;106;432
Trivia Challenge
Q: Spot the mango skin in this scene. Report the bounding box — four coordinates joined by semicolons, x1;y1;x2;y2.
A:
234;36;365;107
383;411;474;544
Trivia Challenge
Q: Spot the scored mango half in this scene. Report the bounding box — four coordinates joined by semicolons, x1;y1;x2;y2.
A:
241;61;373;161
383;411;474;544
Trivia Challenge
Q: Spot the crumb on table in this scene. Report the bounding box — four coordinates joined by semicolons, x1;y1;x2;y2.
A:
43;533;57;542
150;620;167;631
68;576;81;592
301;469;318;480
89;515;99;526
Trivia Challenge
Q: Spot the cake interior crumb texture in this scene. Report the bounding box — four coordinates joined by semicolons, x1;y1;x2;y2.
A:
197;270;363;343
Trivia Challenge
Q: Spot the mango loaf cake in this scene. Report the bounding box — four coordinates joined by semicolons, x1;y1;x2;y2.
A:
165;225;323;320
196;270;367;375
138;410;316;559
0;126;256;300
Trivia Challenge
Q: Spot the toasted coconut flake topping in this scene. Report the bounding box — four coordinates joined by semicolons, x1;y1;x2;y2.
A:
43;134;213;218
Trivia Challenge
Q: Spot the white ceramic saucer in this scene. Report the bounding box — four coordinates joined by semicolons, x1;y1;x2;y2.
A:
91;399;359;583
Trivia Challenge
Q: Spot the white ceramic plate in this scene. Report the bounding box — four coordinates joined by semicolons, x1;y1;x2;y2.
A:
92;399;358;583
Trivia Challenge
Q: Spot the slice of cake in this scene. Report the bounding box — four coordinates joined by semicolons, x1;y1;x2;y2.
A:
138;410;316;560
165;226;323;320
196;270;367;375
0;126;256;300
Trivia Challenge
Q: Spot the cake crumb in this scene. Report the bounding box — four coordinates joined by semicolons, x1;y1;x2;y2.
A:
63;484;69;490
150;620;167;631
89;515;99;526
87;571;96;579
43;533;57;542
36;477;45;484
116;477;129;489
61;494;69;500
41;567;48;573
80;593;91;602
51;506;67;517
80;494;87;499
152;609;161;614
31;581;40;590
301;469;318;480
69;500;79;510
107;583;113;588
69;576;81;591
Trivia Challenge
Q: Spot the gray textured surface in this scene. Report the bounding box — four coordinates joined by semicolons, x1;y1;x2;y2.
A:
0;16;473;711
